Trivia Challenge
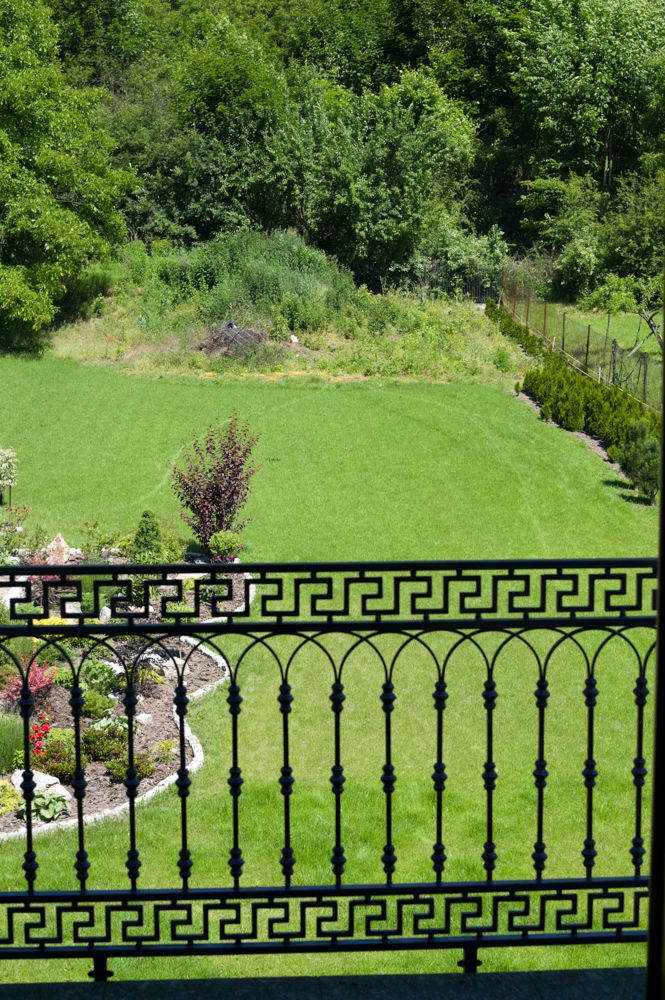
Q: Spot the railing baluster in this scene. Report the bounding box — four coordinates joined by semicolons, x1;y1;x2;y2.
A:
227;677;244;887
19;678;37;892
278;677;295;886
532;675;549;879
123;666;141;890
482;675;498;879
330;678;346;884
381;679;397;883
582;673;599;877
70;673;89;890
431;677;448;882
631;669;649;875
174;667;192;889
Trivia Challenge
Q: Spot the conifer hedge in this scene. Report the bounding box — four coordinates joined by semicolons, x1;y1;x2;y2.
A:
522;353;661;498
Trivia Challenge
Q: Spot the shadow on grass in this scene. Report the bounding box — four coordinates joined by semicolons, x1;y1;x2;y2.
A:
623;494;655;507
603;478;655;507
603;478;630;490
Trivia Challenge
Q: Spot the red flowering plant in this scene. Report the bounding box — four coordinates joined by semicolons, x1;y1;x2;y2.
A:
29;713;50;758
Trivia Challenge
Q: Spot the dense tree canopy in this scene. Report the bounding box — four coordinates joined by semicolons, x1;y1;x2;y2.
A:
0;0;663;344
0;0;128;349
511;0;665;182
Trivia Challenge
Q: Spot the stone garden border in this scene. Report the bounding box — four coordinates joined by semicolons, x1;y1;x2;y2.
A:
0;566;255;842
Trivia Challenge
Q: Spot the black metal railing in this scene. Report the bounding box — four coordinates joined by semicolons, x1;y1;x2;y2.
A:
0;559;657;980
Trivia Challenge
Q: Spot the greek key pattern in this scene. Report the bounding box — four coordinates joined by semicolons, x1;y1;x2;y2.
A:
0;560;656;633
0;881;647;954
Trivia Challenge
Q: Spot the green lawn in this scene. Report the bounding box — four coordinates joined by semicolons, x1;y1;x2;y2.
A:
0;356;658;560
507;298;656;357
0;356;656;983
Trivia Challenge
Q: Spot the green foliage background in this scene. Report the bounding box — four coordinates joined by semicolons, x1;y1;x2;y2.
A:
0;0;663;342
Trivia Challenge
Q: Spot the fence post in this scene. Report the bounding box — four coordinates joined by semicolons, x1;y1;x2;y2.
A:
643;353;649;403
543;301;548;346
604;313;611;355
610;340;618;385
562;313;566;354
525;290;531;328
585;324;591;369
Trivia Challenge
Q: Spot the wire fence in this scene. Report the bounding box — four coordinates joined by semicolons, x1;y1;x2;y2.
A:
407;267;501;303
501;285;662;411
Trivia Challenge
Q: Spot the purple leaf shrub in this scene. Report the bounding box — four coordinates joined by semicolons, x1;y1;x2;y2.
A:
171;413;258;553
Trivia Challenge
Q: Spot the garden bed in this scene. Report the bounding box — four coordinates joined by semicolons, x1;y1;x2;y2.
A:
0;639;228;834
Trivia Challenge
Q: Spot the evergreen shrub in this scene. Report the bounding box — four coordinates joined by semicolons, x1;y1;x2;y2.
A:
522;354;661;496
486;300;544;357
618;421;660;501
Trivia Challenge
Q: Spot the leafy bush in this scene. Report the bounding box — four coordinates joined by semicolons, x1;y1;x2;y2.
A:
32;790;68;822
105;752;155;783
151;739;176;764
81;520;121;562
82;690;114;721
172;412;258;552
580;274;640;313
0;779;20;814
159;520;186;563
618;421;661;501
53;667;75;689
80;659;120;696
1;663;56;709
83;714;153;781
0;505;31;562
0;713;22;773
83;719;127;761
208;530;242;562
192;229;357;332
485;300;544;357
38;728;80;784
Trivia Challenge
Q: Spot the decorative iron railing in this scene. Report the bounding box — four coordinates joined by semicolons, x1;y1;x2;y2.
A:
0;559;656;980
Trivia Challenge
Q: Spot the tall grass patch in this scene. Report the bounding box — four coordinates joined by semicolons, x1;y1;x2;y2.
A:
50;230;526;381
0;713;22;773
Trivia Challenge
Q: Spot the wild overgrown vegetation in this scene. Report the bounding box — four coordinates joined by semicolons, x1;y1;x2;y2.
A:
52;231;524;380
1;0;663;357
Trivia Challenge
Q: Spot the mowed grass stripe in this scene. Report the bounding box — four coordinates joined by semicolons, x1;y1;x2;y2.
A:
0;357;658;560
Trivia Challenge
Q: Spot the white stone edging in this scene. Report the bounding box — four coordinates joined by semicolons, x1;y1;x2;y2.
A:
0;651;229;843
0;568;255;840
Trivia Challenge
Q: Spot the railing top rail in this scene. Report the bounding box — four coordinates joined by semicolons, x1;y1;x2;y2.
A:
0;557;658;575
0;558;657;634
